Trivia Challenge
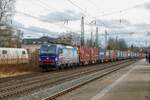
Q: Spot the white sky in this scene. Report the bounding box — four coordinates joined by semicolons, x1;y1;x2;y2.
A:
13;0;150;46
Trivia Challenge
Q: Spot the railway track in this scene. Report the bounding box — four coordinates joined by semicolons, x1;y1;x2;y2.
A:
0;61;125;88
0;61;119;84
0;59;136;99
44;60;136;100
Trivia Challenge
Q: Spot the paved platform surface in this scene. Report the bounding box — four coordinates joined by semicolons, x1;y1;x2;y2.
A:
57;59;150;100
92;59;150;100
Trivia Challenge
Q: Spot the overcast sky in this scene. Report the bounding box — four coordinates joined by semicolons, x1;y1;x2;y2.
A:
13;0;150;46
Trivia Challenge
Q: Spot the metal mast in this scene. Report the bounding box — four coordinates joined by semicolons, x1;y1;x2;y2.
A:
95;27;99;47
81;16;84;46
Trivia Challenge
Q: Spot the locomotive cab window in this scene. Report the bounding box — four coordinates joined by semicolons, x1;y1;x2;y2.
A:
22;51;26;55
2;50;7;54
59;49;63;54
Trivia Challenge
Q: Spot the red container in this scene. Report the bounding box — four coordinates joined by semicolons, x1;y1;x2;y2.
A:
113;50;116;61
78;46;91;65
125;51;128;59
140;53;145;58
90;47;99;64
78;46;99;65
109;50;117;61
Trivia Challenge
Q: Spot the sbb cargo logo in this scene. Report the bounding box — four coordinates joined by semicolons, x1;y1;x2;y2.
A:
59;54;64;59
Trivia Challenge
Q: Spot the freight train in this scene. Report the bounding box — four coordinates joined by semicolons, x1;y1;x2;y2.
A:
39;44;144;71
39;44;79;70
0;48;29;65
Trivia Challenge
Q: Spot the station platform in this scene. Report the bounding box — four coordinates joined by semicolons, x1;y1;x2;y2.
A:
57;59;150;100
91;59;150;100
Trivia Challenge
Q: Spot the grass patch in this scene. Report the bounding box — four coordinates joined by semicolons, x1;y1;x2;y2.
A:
0;51;40;78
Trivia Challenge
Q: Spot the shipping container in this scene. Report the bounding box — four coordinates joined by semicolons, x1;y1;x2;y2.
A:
78;46;99;65
105;50;110;62
140;52;145;58
127;51;131;59
109;50;117;61
78;46;91;65
117;50;121;60
90;47;99;64
99;48;106;62
122;51;124;59
124;51;128;59
117;51;123;60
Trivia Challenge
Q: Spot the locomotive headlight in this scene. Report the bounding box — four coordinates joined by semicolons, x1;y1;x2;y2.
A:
55;57;58;61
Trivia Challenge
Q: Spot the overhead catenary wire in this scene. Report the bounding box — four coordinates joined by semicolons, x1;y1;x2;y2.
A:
37;0;81;23
34;0;150;37
66;0;97;24
14;11;74;31
66;0;150;19
30;0;150;26
14;0;87;34
13;1;93;38
19;0;150;24
30;0;53;12
65;0;150;40
66;0;92;17
93;0;150;18
13;0;150;38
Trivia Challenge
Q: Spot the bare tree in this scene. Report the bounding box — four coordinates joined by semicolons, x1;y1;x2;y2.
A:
107;38;116;50
107;38;127;50
0;0;16;47
0;0;14;25
118;39;128;51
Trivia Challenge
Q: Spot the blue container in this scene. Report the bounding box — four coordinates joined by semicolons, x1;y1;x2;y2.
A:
99;48;106;63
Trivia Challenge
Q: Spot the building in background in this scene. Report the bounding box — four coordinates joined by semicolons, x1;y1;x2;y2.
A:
0;24;23;48
56;32;81;46
22;32;81;52
22;36;57;52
